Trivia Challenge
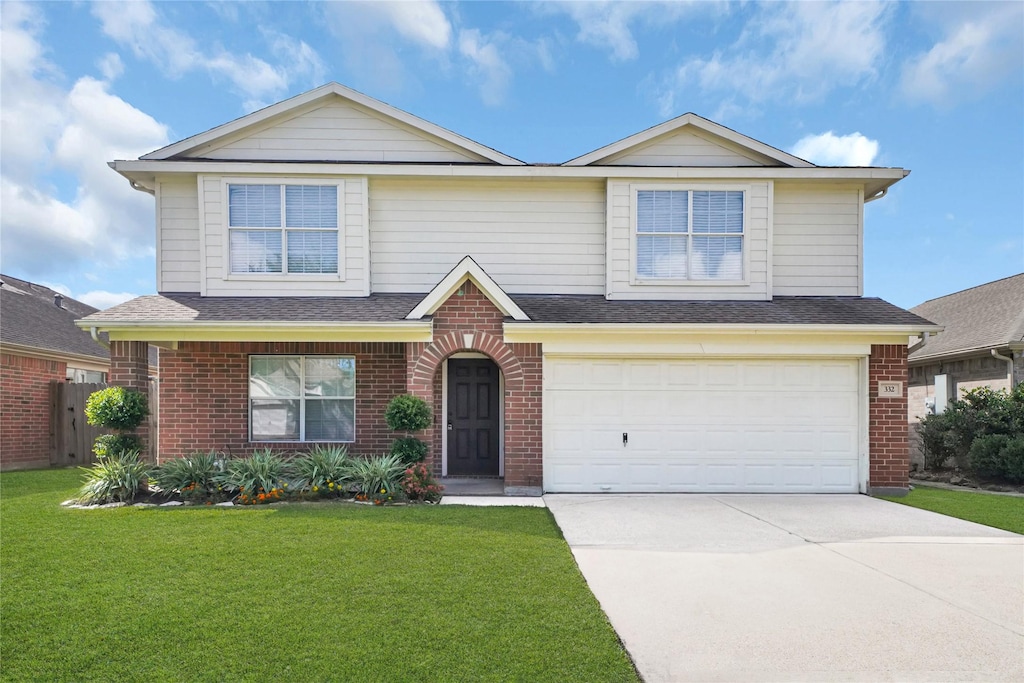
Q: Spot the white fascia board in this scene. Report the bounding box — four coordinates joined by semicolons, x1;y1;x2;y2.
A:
112;160;908;182
406;256;530;321
78;320;433;343
503;322;943;342
140;83;523;166
563;113;815;168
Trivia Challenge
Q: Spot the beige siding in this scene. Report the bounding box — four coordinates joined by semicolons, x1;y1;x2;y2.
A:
600;129;772;166
607;180;770;300
195;101;488;163
157;177;201;292
201;176;369;296
773;184;861;296
369;179;606;294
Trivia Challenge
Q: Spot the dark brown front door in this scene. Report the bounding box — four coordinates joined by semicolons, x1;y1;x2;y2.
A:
447;359;500;475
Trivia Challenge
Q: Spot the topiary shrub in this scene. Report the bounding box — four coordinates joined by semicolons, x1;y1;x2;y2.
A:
85;387;149;431
92;434;143;459
384;394;432;432
385;394;432;467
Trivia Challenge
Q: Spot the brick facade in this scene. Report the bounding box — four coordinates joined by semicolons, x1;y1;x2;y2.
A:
405;280;543;492
155;341;404;461
0;353;65;470
869;344;909;492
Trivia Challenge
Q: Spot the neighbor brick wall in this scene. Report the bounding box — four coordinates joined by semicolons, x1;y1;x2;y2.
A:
406;280;543;489
156;341;404;461
869;344;909;490
0;353;65;470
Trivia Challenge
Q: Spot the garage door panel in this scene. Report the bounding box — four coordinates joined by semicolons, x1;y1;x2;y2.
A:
545;357;861;493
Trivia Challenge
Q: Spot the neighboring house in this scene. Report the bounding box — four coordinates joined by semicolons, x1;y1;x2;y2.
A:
79;82;938;495
0;275;110;470
907;274;1024;468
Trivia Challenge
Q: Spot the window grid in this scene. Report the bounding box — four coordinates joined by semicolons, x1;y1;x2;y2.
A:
229;184;339;275
636;189;745;281
249;355;356;443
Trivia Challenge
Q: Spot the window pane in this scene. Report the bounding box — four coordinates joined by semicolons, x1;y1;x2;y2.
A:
637;190;688;233
229;185;281;227
251;399;300;440
305;399;355;441
230;230;282;273
692;236;743;280
692;191;743;233
637;234;687;279
285;186;338;228
304;357;355;397
250;356;301;397
287;230;339;274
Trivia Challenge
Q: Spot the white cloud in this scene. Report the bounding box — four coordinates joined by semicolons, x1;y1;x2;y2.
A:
0;5;169;280
96;52;124;81
791;131;879;166
91;0;324;108
901;3;1024;106
550;1;704;62
459;29;513;107
376;0;452;50
78;290;138;309
654;1;890;117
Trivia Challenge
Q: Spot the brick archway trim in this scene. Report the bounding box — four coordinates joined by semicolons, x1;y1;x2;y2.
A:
411;330;525;389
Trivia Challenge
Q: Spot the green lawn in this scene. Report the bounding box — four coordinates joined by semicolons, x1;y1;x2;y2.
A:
883;485;1024;534
1;469;638;682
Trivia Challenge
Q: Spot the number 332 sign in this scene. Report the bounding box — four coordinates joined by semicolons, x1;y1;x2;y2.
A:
878;381;903;397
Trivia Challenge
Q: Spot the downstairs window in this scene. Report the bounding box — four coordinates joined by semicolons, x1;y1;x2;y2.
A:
249;356;355;442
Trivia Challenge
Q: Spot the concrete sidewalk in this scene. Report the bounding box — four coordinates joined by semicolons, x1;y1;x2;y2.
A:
546;494;1024;682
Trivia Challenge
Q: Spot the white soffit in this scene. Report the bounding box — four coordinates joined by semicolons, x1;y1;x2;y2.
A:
406;256;530;322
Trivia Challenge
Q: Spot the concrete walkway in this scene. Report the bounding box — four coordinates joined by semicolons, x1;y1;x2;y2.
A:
545;494;1024;682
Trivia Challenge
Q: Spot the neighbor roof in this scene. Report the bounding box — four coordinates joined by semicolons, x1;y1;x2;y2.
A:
0;275;109;361
909;273;1024;362
82;293;933;329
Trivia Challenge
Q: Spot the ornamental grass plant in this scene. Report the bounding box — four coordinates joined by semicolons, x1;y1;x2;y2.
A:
292;444;354;498
76;450;151;505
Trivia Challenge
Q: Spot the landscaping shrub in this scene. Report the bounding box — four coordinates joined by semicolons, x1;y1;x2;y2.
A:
216;449;292;505
350;453;405;497
76;450;151;504
85;386;149;431
390;436;428;465
293;444;353;497
153;451;226;502
92;434;143;460
1002;437;1024;483
968;434;1011;479
401;462;444;502
385;394;432;468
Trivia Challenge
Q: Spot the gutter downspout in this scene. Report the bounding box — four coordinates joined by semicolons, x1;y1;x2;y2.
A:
991;349;1013;384
90;327;110;349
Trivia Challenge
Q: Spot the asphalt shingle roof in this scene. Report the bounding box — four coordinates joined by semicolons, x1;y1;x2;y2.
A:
81;292;931;328
909;273;1024;361
0;275;110;360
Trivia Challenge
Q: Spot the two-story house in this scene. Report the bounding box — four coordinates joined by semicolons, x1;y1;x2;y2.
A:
80;83;937;496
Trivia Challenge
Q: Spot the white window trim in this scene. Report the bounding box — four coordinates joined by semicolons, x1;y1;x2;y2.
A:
248;355;357;444
222;177;345;282
629;183;751;286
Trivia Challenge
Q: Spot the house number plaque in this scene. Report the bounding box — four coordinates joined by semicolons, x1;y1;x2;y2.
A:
877;381;903;397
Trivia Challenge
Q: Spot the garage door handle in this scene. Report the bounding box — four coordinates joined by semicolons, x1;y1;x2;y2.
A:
622;432;628;446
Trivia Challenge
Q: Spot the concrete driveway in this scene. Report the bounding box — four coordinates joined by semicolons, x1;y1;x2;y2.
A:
545;494;1024;682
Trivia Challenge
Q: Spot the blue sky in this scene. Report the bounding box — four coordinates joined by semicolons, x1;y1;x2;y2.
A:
1;0;1021;310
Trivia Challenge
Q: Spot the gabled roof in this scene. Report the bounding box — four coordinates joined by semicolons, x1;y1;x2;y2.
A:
563;113;814;168
140;82;524;165
909;273;1024;362
0;275;109;362
406;256;530;321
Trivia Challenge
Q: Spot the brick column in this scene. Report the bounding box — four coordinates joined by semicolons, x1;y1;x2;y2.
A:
109;341;151;457
868;344;909;496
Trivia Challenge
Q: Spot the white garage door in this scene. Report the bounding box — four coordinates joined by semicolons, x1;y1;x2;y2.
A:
545;357;862;493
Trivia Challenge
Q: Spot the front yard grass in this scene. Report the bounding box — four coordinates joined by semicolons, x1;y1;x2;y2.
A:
883;485;1024;534
0;469;638;682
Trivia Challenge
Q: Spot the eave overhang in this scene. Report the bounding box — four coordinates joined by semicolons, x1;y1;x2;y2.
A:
75;320;433;344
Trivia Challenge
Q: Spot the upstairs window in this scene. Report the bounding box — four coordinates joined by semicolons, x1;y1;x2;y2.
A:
635;189;744;281
228;184;339;275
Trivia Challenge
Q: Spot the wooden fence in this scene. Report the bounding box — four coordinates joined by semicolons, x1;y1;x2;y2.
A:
49;381;159;466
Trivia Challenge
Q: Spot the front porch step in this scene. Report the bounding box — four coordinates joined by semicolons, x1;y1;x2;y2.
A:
439;477;505;496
